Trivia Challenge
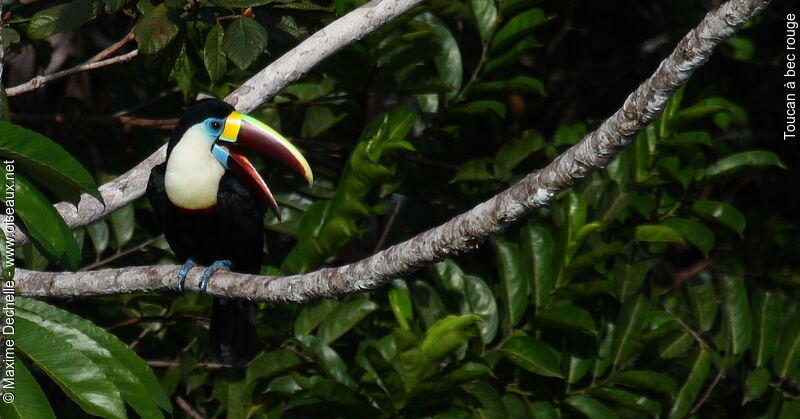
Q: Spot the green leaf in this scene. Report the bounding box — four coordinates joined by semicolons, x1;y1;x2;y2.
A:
463;274;499;344
609;370;678;398
317;299;378;345
470;0;498;42
610;294;649;369
421;314;480;363
490;9;548;52
614;259;658;302
416;13;463;101
463;381;507;419
658;331;693;360
13;317;126;419
469;76;545;98
773;310;800;379
691;200;746;236
411;281;448;328
432;261;499;343
0;122;101;203
0;357;56;419
484;36;538;73
223;17;268;70
294;299;338;336
494;130;546;175
687;282;718;332
743;367;771;404
301;106;347;138
668;349;711;419
28;0;101;39
521;225;556;309
554;123;588;147
661;217;715;257
565;334;593;384
727;36;755;59
134;4;179;55
109;205;135;248
634;224;685;244
590;387;661;417
203;24;227;85
536;304;597;335
17;298;171;417
501;335;562;378
752;290;783;368
87;220;110;255
104;0;130;13
12;174;80;270
529;401;560;419
2;27;21;51
452;100;506;118
452;158;496;182
706;151;786;179
296;335;356;388
246;349;303;384
494;238;528;327
722;275;752;355
565;395;618;419
389;287;415;331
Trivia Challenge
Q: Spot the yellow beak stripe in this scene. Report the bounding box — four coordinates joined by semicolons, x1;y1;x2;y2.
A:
221;112;243;142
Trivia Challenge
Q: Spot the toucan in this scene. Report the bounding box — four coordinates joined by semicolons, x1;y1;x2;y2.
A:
146;99;313;365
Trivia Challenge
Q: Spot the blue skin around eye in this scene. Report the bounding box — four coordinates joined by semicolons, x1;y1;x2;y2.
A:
204;118;225;139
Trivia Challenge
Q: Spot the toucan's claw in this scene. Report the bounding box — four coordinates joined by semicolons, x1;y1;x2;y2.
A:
198;260;234;292
177;258;197;292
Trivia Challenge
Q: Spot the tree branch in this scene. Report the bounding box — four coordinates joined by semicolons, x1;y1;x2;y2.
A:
5;50;139;97
15;0;772;301
8;0;426;246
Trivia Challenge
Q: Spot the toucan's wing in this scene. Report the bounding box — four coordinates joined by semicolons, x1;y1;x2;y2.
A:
216;172;266;274
146;163;170;234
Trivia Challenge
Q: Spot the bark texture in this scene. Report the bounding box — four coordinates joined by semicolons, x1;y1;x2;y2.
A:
14;0;772;302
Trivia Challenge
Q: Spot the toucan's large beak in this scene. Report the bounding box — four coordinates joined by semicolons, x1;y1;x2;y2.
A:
212;112;313;220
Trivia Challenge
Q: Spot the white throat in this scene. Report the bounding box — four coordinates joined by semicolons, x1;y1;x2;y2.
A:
164;125;226;209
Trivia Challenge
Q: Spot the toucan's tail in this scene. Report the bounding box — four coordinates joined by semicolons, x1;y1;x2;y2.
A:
209;298;259;366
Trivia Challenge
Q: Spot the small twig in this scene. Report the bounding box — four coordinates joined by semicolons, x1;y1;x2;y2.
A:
79;236;161;272
176;395;207;419
105;315;169;331
673;253;724;286
113;87;182;117
6;50;139;96
87;31;135;64
129;308;168;349
147;360;230;370
454;37;491;103
690;319;732;414
666;305;714;350
372;198;404;253
12;113;178;130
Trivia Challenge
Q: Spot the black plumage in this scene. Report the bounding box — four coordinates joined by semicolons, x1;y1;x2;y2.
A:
146;100;264;365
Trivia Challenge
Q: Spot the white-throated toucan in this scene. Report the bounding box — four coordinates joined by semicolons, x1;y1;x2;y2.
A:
147;99;312;365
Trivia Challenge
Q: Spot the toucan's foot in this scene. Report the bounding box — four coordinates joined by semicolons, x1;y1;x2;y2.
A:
198;260;233;292
177;258;197;292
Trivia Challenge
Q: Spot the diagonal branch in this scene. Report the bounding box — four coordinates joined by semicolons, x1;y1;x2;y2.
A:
8;0;425;246
6;50;139;97
15;0;772;302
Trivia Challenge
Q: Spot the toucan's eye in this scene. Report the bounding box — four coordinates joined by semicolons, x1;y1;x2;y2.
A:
211;121;222;130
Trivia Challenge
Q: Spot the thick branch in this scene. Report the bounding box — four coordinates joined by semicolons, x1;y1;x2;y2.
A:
9;0;425;246
15;0;771;302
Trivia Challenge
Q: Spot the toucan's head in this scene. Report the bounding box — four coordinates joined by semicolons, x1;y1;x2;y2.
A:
164;99;312;219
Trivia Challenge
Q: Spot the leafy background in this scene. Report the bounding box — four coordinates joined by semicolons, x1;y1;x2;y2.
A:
1;0;798;417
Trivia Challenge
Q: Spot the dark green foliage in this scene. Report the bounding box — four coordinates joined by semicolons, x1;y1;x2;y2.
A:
2;0;795;417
